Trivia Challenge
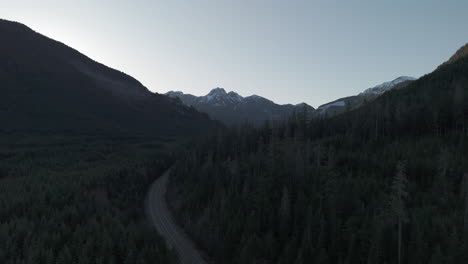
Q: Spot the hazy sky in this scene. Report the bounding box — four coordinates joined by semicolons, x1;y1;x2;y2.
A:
2;0;468;107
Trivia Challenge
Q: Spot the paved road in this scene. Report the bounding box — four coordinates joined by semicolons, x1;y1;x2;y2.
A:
147;169;208;264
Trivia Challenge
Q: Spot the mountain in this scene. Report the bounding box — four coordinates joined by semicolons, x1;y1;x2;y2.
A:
360;76;416;95
166;88;314;125
0;19;218;137
319;42;468;141
314;76;416;117
439;43;468;68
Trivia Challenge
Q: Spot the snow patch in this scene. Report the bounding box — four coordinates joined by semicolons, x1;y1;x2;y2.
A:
361;76;416;95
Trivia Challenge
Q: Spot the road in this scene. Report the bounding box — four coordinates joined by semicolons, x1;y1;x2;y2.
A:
146;169;208;264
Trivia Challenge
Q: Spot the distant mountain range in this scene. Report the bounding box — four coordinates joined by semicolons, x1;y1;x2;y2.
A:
0;19;218;137
166;75;418;124
166;88;314;125
3;18;465;135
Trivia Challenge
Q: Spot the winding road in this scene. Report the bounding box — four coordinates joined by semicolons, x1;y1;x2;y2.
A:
146;169;208;264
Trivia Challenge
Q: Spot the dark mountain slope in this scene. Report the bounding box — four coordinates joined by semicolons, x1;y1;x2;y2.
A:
0;19;217;136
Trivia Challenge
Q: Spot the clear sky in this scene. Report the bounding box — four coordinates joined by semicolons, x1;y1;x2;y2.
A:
2;0;468;107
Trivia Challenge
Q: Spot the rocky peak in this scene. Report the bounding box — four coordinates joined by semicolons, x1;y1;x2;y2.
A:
207;87;227;96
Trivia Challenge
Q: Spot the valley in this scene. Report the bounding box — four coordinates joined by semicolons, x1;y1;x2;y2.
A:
1;5;468;263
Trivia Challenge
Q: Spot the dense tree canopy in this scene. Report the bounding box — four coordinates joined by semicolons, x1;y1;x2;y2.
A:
0;135;178;264
168;57;468;264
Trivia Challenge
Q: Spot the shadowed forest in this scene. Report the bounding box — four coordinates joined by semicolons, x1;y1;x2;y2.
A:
168;56;468;264
0;134;178;263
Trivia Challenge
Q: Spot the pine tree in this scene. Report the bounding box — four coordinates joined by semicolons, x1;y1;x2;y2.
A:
389;161;409;264
279;187;291;239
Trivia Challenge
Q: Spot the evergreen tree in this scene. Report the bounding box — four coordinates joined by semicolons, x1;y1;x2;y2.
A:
389;161;409;264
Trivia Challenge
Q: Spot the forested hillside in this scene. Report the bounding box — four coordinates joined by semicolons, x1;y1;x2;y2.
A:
0;135;178;263
167;52;468;263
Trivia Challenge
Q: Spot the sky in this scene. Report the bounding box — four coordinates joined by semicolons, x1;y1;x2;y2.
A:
2;0;468;107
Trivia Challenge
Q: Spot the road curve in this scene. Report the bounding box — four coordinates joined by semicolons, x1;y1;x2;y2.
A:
146;169;208;264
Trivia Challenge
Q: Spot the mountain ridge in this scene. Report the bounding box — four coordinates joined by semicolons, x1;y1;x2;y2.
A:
166;88;314;125
314;76;416;117
360;76;416;95
0;19;219;137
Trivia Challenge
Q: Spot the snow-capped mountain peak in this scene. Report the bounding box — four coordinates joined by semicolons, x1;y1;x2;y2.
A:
206;87;227;96
361;76;416;95
202;87;245;105
314;76;417;118
164;88;314;125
